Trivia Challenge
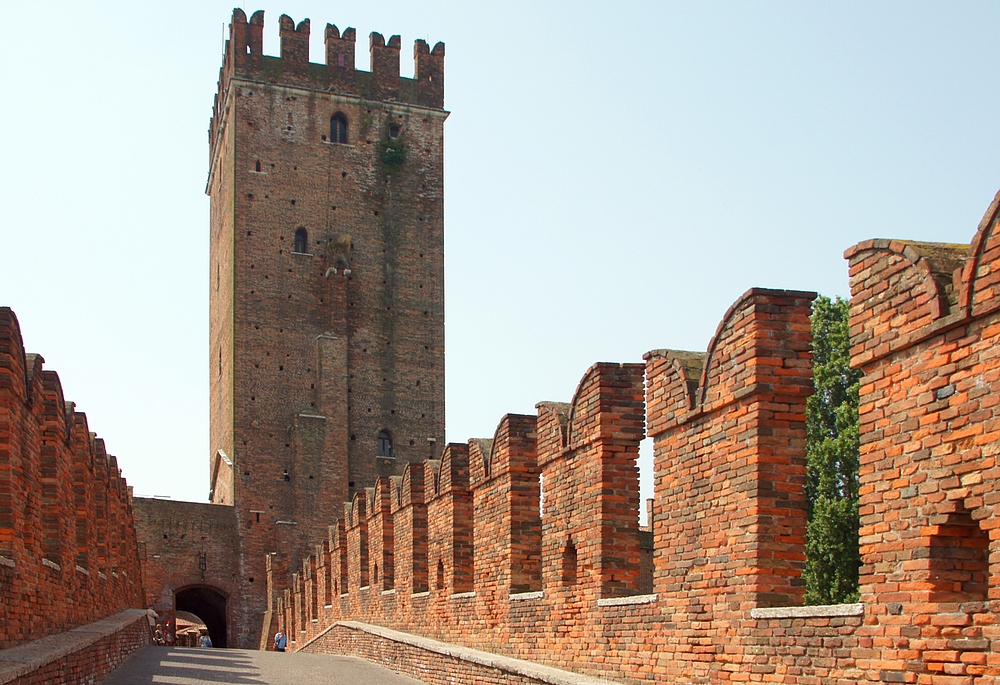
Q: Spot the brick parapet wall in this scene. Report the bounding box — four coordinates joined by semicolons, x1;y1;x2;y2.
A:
264;288;880;683
843;189;1000;684
302;620;623;685
647;288;815;614
0;308;145;650
0;609;150;685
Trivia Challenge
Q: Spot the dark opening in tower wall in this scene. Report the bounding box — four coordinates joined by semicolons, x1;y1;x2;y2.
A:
175;586;227;648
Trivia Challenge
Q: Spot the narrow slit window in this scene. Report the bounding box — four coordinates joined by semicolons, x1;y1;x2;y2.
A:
294;228;308;253
377;429;393;457
255;160;261;172
331;112;348;144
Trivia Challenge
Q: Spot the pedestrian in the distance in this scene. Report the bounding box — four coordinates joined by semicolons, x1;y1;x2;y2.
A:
199;633;213;648
274;630;287;652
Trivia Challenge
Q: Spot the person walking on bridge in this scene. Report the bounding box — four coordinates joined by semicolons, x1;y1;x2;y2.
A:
274;631;287;652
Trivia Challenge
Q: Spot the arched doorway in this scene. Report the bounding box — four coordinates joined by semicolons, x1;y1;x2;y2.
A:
175;586;228;648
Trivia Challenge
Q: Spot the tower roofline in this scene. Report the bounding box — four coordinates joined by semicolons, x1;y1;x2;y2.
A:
208;8;445;173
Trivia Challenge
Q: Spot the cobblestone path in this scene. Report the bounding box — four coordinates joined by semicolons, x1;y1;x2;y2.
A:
99;646;427;685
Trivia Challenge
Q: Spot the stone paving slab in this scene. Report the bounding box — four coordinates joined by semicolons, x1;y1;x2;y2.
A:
98;646;427;685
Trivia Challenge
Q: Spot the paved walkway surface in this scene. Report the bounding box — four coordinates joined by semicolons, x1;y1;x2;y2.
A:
99;646;427;685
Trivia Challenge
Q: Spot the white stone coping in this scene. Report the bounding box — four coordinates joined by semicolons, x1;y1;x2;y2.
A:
450;591;475;600
382;589;396;596
0;556;14;569
597;593;657;607
41;558;61;572
305;620;624;685
411;591;430;598
75;565;89;576
750;603;864;620
510;591;543;601
0;609;149;684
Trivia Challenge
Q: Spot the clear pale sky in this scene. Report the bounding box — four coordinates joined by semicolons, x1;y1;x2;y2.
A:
1;2;998;508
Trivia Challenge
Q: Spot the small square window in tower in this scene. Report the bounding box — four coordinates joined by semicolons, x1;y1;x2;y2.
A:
330;113;348;144
377;430;393;457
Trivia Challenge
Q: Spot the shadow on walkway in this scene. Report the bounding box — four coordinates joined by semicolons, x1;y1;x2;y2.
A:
99;646;426;685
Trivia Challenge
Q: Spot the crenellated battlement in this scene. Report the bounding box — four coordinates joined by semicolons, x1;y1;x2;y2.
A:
209;8;445;157
0;308;145;650
265;286;827;681
266;188;1000;684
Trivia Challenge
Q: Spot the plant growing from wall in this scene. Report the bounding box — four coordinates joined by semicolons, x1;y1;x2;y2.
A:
803;295;861;605
379;137;406;173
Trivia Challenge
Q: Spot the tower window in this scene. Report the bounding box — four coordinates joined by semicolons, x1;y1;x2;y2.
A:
389;125;400;139
331;113;348;144
377;430;393;458
255;160;261;172
294;228;308;253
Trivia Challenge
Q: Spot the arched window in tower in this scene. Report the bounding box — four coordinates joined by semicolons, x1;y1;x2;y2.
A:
294;228;308;253
377;430;393;458
330;112;348;144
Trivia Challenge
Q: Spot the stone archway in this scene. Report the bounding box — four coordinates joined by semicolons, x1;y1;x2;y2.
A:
175;585;228;648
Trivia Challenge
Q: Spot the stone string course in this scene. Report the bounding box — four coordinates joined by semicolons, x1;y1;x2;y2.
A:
273;191;1000;683
0;308;146;651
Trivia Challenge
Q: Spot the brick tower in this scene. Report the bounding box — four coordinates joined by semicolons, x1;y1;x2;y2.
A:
206;9;446;647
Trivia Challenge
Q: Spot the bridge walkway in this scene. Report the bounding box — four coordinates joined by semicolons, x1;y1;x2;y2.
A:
99;646;427;685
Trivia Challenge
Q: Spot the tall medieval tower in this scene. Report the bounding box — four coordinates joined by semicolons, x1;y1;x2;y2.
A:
206;9;446;647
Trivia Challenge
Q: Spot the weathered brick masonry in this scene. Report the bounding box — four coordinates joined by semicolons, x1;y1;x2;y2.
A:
843;191;1000;684
134;8;448;650
0;308;145;649
0;610;150;685
0;308;149;681
273;192;1000;683
270;288;864;682
63;7;1000;683
132;498;238;647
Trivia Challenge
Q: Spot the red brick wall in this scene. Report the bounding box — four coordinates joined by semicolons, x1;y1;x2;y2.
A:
1;610;150;685
843;191;1000;684
266;287;880;683
0;308;145;650
131;497;240;646
648;288;814;612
